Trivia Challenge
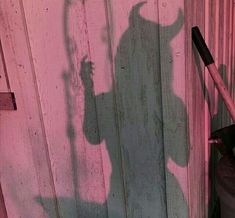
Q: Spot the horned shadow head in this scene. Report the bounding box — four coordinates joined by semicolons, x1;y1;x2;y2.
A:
129;2;184;41
115;3;184;88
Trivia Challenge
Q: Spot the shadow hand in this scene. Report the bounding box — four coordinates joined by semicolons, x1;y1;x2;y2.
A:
80;55;94;88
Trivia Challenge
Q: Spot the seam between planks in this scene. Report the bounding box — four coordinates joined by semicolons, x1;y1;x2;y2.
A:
82;1;109;217
103;0;129;217
185;0;194;216
155;0;169;217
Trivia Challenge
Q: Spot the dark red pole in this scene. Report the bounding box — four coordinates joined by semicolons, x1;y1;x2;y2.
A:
192;26;235;122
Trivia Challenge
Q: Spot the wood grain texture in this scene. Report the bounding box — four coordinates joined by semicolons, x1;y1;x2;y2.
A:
187;0;207;217
0;0;58;217
20;0;81;217
1;0;234;217
110;1;179;217
158;1;189;217
204;1;235;217
84;0;128;217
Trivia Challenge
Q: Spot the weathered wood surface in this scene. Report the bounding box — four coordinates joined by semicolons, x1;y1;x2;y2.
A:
0;0;58;217
206;1;235;217
0;0;234;217
0;40;10;92
158;2;188;218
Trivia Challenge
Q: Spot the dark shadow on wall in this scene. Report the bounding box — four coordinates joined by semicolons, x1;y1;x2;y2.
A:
36;2;188;218
194;50;232;217
192;40;229;218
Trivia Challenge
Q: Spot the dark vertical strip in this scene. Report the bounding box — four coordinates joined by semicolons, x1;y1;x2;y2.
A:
232;1;235;100
62;0;80;216
156;0;168;217
0;183;8;218
184;1;191;215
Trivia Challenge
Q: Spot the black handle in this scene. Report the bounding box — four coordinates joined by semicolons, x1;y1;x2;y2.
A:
192;26;214;66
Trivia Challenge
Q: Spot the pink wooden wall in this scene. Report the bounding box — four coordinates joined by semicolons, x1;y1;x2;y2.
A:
0;0;234;217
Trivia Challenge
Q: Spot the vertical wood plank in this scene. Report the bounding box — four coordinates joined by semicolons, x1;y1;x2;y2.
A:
84;0;128;217
158;1;190;217
21;0;110;217
110;1;169;217
20;0;81;217
188;0;207;216
0;0;59;217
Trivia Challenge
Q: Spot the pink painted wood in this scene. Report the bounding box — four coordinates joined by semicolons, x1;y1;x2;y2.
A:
207;63;235;122
0;0;234;217
0;0;58;217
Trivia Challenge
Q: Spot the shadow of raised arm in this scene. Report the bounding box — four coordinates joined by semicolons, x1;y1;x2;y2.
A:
80;56;102;144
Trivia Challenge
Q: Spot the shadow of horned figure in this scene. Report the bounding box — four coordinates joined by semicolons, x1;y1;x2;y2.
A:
81;2;188;218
